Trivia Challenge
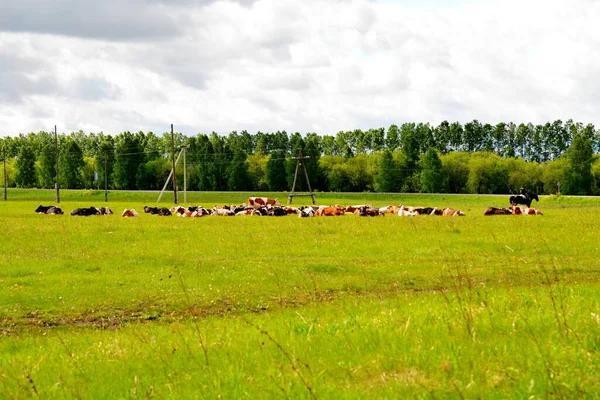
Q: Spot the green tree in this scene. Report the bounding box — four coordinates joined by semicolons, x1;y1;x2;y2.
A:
420;148;443;193
385;124;400;151
96;137;115;190
563;133;593;195
191;134;216;191
247;153;268;190
60;139;85;189
448;122;464;152
113;132;144;190
38;143;57;188
226;149;250;191
210;133;231;191
375;149;398;192
433;121;450;154
265;151;288;191
440;152;470;193
321;135;338;156
15;145;37;188
542;158;567;194
467;152;509;194
463;120;485;152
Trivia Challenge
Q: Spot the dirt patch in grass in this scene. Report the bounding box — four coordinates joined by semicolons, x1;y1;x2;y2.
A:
0;286;432;335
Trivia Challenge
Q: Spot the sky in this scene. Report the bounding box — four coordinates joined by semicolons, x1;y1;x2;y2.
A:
1;0;599;137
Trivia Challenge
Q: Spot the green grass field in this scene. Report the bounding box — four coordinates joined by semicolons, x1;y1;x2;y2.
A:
0;189;599;398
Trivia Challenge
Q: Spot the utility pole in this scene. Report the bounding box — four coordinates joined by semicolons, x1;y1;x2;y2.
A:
55;125;60;203
2;146;7;201
170;124;178;204
287;149;316;205
104;151;108;202
183;145;187;203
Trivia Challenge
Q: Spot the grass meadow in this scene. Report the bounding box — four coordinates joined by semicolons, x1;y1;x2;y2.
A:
0;189;599;398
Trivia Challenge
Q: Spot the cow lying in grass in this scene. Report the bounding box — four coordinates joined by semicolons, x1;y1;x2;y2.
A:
35;205;64;214
512;205;543;215
247;197;280;209
315;205;345;216
70;207;113;216
357;206;384;216
144;205;172;216
483;207;512;215
121;209;138;217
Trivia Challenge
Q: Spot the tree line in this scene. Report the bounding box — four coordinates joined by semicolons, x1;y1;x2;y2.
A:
1;119;599;195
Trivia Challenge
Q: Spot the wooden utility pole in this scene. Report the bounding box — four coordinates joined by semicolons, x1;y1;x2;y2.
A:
183;146;187;203
170;124;178;204
104;152;108;202
287;149;316;205
2;146;7;201
55;125;60;203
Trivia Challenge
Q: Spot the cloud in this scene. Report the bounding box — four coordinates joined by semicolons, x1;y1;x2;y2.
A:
1;0;600;137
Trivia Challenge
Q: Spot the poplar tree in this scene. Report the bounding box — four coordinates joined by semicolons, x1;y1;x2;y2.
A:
15;145;37;188
420;148;443;193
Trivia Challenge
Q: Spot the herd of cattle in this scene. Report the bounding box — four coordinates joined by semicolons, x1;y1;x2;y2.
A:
34;196;543;218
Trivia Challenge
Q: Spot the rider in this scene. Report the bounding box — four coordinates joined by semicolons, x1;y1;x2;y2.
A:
519;186;527;196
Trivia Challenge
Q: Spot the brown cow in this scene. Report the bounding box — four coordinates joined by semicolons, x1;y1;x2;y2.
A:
344;205;367;214
247;197;280;209
121;208;138;217
315;205;345;216
483;207;512;216
440;207;466;217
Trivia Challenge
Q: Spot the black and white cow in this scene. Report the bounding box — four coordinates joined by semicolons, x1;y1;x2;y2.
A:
71;207;101;216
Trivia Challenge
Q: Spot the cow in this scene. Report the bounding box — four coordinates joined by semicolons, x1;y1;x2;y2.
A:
157;207;172;216
35;205;64;214
397;206;419;217
236;208;254;216
515;206;543;215
46;206;64;214
231;205;248;214
35;205;53;214
247;197;280;209
97;207;113;215
414;207;437;215
441;208;466;217
71;207;101;216
358;206;384;217
344;205;368;214
188;206;210;217
171;206;188;216
212;206;235;216
268;206;287;216
398;206;437;215
144;205;169;215
378;205;396;215
315;205;345;216
483;207;512;216
299;206;315;217
428;207;465;216
121;209;138;217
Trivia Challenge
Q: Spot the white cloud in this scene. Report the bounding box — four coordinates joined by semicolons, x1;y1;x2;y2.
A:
1;0;600;137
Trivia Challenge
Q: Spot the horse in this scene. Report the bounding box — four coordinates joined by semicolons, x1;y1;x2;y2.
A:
509;193;539;208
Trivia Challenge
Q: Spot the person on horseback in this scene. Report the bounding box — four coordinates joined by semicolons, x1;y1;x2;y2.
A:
510;187;539;208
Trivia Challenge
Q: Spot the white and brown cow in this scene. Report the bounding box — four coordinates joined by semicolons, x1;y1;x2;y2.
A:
121;208;138;217
247;197;280;209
